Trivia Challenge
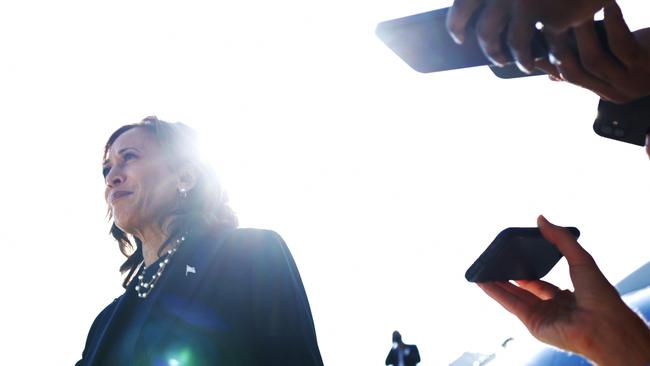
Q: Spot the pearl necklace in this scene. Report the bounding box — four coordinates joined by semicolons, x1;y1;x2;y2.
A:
135;235;186;299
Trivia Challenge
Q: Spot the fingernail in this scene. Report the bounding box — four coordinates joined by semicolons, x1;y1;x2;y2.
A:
538;214;549;226
549;53;562;66
449;32;464;45
487;56;505;68
515;60;532;74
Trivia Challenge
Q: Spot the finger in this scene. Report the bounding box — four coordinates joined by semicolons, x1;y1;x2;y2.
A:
478;282;541;324
475;0;510;67
603;2;641;68
516;279;561;300
447;0;483;44
574;21;624;81
552;289;577;309
545;29;571;65
537;215;593;267
536;1;602;33
495;281;543;304
507;3;536;74
534;58;562;80
547;31;630;102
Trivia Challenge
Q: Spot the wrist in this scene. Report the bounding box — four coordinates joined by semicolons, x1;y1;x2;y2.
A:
585;309;650;366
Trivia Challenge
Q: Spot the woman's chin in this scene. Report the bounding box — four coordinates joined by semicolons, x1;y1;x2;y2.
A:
113;216;137;235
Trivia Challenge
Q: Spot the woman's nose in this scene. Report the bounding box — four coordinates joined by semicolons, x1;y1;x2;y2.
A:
106;167;125;188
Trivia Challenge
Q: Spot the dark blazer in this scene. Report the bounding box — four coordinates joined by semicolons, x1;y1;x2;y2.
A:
77;228;324;365
385;344;421;366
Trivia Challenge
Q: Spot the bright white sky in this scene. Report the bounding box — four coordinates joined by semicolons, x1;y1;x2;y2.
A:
1;1;648;365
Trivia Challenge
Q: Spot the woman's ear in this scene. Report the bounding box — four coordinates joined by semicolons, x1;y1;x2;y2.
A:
177;163;198;193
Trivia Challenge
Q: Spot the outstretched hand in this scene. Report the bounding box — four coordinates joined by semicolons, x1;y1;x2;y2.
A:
478;215;650;366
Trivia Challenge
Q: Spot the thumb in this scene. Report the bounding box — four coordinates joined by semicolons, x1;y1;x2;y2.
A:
537;215;617;300
537;215;591;267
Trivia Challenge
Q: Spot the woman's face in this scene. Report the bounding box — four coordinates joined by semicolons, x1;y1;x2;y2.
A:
103;128;178;236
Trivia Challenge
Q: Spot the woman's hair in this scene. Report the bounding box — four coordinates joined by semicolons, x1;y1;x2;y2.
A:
103;116;238;288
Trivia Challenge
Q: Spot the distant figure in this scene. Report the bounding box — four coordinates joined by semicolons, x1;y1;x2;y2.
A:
385;331;420;366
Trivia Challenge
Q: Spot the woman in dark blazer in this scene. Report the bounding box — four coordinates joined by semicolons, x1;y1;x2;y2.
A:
77;116;323;365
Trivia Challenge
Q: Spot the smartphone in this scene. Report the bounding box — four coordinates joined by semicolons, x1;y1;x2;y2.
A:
375;7;545;76
376;7;605;78
593;95;650;146
465;227;580;282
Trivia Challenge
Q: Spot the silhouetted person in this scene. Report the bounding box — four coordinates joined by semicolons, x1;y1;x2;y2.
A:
385;331;420;366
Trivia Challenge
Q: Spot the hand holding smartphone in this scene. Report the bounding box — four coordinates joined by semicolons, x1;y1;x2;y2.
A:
375;7;547;77
465;226;580;282
376;7;606;79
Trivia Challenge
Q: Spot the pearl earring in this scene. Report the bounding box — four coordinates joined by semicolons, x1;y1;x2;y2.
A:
178;187;188;199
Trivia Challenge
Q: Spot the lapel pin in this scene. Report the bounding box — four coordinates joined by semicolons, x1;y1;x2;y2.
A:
186;265;196;276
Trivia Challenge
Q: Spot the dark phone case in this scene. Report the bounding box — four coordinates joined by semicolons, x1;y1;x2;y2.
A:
593;95;650;146
465;227;580;282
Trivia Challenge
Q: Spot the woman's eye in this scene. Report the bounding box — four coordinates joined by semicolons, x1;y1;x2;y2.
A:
102;166;111;178
123;152;137;161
